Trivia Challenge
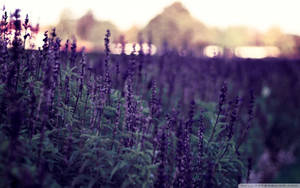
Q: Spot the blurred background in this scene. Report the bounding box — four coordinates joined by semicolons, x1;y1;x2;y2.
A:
2;0;300;58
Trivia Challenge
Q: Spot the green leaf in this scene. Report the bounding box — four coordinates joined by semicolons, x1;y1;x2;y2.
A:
110;161;127;180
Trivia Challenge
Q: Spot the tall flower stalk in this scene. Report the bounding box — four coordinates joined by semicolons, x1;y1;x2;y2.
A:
208;82;227;142
104;29;111;104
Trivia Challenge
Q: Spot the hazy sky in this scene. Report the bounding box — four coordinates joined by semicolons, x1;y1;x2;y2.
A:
1;0;300;34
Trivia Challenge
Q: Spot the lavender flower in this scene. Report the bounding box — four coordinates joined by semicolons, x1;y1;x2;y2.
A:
93;76;106;130
115;58;120;89
50;27;56;38
28;83;36;138
193;116;205;187
73;50;86;114
83;69;93;125
186;99;195;134
227;96;240;140
69;39;77;67
155;128;167;188
183;123;192;188
0;35;9;83
22;14;30;46
151;80;159;118
12;9;21;32
42;31;49;54
36;47;55;165
138;33;144;83
0;10;8;37
208;81;227;142
64;75;70;105
150;79;160;140
174;120;185;187
63;39;69;63
247;90;255;125
6;11;23;91
124;73;137;147
52;38;61;82
112;97;121;150
120;35;126;55
218;81;228;113
104;29;112;104
23;14;29;29
242;90;255;137
236;90;255;154
50;38;61;112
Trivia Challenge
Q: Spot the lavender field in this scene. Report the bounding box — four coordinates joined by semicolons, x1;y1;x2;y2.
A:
0;8;300;188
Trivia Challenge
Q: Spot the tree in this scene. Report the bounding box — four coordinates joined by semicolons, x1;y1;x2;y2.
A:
220;26;254;48
76;10;96;40
56;9;76;39
142;2;209;52
263;27;295;56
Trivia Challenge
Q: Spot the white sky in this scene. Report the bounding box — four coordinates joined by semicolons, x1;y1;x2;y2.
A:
1;0;300;34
